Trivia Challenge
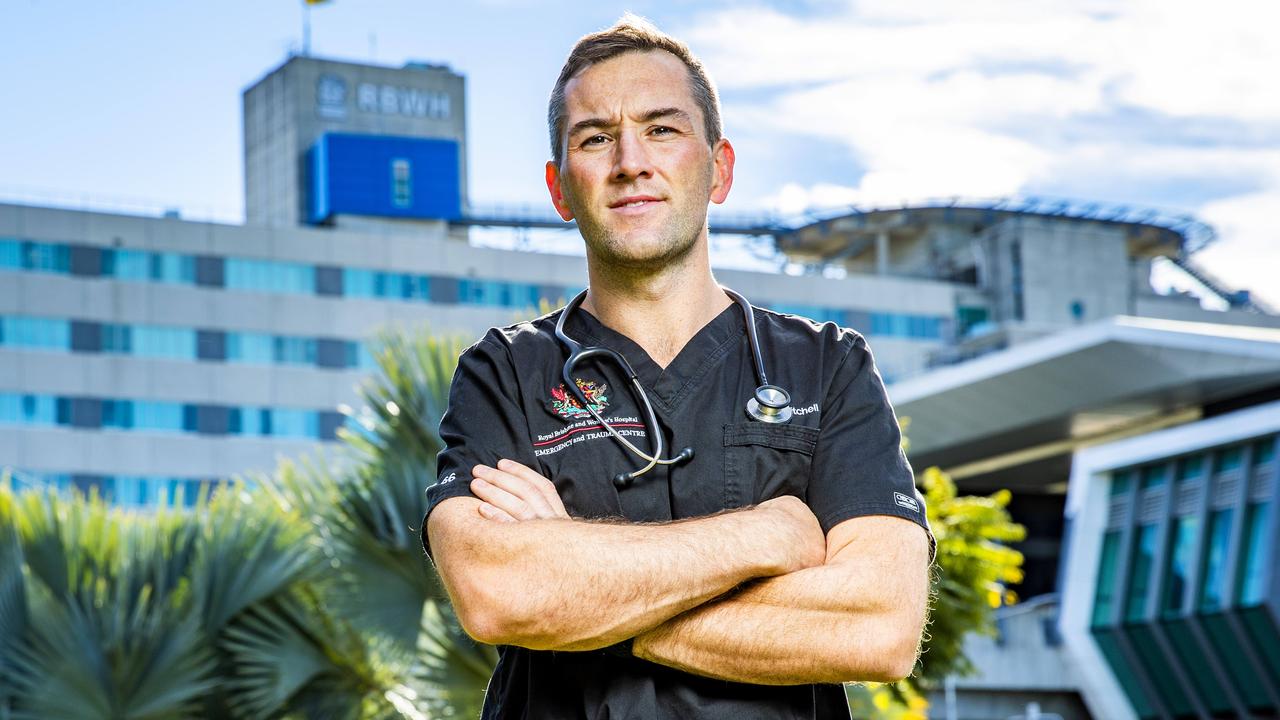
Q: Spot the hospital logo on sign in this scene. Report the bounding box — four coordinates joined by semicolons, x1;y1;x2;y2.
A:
550;379;609;420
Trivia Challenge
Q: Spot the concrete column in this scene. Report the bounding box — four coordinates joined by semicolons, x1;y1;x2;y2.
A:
876;230;890;275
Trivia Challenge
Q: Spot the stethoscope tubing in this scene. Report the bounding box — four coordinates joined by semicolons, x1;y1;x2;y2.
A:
553;286;789;485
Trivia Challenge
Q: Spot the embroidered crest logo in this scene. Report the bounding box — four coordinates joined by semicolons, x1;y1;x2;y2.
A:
550;379;609;419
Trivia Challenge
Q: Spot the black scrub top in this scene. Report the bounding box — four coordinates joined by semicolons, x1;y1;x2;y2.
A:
422;301;933;720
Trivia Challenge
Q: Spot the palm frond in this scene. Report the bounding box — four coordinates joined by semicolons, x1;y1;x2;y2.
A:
0;484;29;712
404;600;496;719
351;330;467;467
191;483;321;633
6;518;217;720
221;597;335;719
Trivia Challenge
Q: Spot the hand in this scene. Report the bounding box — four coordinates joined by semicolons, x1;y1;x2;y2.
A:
470;459;569;522
755;495;826;572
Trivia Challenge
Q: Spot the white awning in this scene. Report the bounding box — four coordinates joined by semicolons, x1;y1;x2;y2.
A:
889;316;1280;475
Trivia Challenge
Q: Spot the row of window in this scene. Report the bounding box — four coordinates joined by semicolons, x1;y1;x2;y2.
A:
1109;442;1270;497
1094;501;1277;717
1091;436;1278;718
769;303;947;340
0;392;342;440
2;237;948;341
5;469;226;509
0;237;577;308
1095;437;1276;624
0;315;376;370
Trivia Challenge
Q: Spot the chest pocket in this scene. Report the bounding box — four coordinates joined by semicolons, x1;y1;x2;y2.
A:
722;422;821;507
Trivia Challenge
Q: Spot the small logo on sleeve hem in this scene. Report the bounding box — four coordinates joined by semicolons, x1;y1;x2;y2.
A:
894;491;920;513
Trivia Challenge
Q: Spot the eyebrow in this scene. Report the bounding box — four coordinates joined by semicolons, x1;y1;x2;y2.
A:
567;107;693;137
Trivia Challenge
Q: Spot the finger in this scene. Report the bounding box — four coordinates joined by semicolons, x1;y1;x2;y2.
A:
471;477;539;520
496;459;569;518
475;464;557;517
477;501;516;523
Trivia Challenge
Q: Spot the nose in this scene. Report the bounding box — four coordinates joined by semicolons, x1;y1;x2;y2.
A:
612;130;653;181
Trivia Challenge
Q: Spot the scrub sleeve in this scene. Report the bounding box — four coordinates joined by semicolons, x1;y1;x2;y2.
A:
808;334;936;561
421;334;536;557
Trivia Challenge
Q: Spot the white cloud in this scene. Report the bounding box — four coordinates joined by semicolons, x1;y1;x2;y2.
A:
684;0;1280;306
1195;186;1280;310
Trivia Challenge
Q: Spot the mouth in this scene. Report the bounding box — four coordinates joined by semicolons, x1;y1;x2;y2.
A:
608;196;664;212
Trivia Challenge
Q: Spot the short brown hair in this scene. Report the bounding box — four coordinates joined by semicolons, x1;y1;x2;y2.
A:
547;14;723;165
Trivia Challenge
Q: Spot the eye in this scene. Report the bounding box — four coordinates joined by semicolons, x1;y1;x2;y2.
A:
650;126;676;136
581;133;609;147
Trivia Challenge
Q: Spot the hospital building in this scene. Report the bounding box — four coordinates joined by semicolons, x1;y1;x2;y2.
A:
2;55;1278;720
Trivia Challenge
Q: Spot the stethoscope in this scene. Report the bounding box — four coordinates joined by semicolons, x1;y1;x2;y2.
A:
553;287;793;488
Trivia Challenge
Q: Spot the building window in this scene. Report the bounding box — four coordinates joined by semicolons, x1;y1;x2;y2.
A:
1139;464;1167;489
956;306;990;337
0;238;22;268
1124;524;1159;621
1253;437;1276;465
102;324;132;353
273;336;316;365
268;409;318;439
131;401;186;433
102;400;134;429
1110;469;1132;496
132;326;197;360
0;316;70;350
150;252;196;284
1213;446;1243;473
1010;240;1024;321
1161;516;1199;617
1236;502;1271;606
1092;530;1123;626
1198;509;1234;612
19;241;70;273
227;332;275;364
391;158;412;208
345;342;377;370
103;249;150;280
225;258;315;294
0;394;58;426
343;268;383;298
1176;456;1203;482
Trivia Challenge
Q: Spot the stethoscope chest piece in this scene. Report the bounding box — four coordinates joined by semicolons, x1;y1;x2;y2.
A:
746;384;792;424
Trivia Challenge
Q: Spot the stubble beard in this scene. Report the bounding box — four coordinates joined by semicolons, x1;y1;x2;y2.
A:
579;204;706;274
572;169;714;276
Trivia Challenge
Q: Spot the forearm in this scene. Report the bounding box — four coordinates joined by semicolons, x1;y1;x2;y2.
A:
430;498;807;651
633;527;930;684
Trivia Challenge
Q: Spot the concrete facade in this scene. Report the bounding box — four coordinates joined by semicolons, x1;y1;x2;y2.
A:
0;201;955;488
243;56;468;227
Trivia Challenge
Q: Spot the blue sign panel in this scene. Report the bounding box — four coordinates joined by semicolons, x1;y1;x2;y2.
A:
307;133;461;223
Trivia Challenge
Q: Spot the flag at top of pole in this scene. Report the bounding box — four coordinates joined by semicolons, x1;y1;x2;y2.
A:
302;0;331;57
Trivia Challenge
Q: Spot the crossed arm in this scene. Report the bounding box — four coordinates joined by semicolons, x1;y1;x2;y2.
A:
426;459;931;685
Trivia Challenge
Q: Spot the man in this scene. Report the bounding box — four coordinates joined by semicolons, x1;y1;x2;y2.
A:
423;15;934;719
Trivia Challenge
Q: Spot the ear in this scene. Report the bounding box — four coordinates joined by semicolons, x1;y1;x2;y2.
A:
709;137;735;205
545;160;575;221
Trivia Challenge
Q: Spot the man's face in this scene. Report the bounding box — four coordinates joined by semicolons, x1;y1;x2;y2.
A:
546;50;734;271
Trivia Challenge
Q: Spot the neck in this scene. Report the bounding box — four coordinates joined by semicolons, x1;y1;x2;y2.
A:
581;236;730;368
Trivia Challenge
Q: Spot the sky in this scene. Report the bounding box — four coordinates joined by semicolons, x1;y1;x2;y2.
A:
1;0;1277;307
